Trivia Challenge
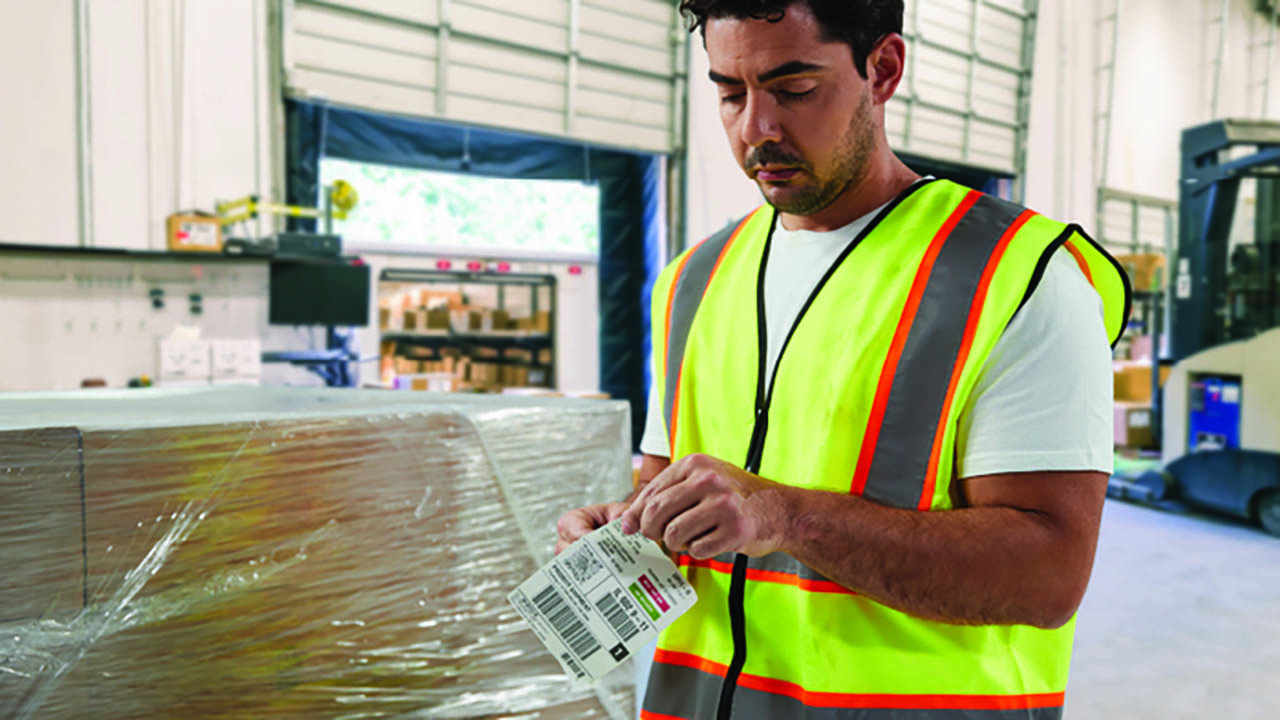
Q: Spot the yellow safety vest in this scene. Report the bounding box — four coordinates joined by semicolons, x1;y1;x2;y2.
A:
643;179;1130;720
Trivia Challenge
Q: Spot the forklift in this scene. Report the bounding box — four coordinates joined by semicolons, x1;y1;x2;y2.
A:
1114;119;1280;536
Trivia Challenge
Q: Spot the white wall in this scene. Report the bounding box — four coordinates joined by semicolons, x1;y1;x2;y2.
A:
0;0;80;246
1026;0;1280;228
0;0;273;250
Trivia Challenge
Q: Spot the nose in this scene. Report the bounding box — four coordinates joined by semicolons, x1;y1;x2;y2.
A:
739;91;783;149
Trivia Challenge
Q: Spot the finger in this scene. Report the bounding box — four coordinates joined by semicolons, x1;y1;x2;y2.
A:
640;477;714;543
687;527;732;560
662;501;721;552
556;509;596;545
555;539;570;556
620;459;691;533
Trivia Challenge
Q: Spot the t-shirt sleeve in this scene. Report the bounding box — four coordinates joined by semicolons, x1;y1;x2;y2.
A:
639;354;673;457
954;248;1115;479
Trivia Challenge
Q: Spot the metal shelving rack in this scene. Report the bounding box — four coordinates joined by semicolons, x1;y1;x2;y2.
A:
378;268;558;389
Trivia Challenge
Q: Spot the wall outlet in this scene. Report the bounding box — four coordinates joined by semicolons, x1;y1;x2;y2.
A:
211;339;262;380
157;339;212;382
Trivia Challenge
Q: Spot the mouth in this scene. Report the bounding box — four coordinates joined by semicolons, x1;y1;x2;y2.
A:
754;167;802;182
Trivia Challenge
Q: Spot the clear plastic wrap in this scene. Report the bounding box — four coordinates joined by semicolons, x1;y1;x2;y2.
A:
0;387;635;719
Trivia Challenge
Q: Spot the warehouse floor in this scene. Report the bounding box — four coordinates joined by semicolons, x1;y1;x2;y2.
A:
1069;499;1280;719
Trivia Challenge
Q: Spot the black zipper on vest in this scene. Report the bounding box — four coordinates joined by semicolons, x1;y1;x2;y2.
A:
713;180;936;720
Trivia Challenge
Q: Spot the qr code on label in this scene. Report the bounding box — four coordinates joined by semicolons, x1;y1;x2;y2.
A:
564;546;603;584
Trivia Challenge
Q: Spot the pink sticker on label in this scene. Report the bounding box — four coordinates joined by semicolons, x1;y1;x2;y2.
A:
638;574;670;612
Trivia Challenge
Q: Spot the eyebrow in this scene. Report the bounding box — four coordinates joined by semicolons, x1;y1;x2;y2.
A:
708;60;826;86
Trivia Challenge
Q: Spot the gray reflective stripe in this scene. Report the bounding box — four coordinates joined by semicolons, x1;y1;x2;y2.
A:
862;194;1026;510
749;552;835;584
644;662;1063;720
662;216;750;441
686;551;838;586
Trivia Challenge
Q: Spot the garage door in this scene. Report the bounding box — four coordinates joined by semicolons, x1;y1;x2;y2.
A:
282;0;686;153
886;0;1037;177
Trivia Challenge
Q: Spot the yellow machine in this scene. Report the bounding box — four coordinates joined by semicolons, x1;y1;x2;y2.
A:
216;180;358;233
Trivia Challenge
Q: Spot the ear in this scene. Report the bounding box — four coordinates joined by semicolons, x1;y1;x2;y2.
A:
865;34;907;105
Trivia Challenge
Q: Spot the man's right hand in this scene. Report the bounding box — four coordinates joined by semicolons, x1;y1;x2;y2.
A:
555;501;628;555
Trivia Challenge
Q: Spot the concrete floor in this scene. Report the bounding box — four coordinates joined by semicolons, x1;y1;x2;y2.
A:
1068;499;1280;718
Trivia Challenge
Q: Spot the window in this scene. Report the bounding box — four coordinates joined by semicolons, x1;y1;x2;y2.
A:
319;158;600;259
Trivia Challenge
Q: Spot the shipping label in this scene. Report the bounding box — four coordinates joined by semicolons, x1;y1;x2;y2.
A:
508;520;697;686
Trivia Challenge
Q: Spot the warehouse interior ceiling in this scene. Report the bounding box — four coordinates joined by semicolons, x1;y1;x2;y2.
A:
284;100;661;446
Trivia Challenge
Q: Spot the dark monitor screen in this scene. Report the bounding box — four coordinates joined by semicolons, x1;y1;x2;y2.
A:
269;261;371;326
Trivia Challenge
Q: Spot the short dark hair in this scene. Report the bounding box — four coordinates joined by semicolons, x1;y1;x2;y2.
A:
678;0;904;79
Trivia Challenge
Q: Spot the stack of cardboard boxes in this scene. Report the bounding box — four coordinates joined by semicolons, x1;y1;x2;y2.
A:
377;287;554;392
1113;333;1170;448
0;387;633;718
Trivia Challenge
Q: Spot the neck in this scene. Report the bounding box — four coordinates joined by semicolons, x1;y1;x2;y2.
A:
778;148;920;232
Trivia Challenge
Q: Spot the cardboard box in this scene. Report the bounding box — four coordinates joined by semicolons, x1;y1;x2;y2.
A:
492;310;511;331
403;310;422;331
1114;253;1166;292
538;349;553;365
422;291;464;311
515;317;535;331
426;309;451;330
506;348;534;364
534;311;551;333
378;307;392;330
166;213;223;253
0;387;632;718
1113;361;1172;402
394;357;422;375
1115;402;1155;447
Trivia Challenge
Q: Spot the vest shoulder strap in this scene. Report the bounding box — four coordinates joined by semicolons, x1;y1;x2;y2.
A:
662;211;759;444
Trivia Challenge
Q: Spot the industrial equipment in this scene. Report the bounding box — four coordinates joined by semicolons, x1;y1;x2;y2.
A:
1120;119;1280;536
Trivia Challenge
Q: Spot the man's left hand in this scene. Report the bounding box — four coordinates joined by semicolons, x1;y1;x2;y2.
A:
618;453;787;559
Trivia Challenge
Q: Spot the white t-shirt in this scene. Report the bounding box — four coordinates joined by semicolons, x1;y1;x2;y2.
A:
639;203;1114;479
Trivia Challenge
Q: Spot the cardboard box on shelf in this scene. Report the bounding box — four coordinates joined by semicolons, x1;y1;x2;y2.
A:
1114;402;1154;447
515;317;534;331
166;213;222;253
506;348;533;364
511;366;530;387
378;308;392;330
403;310;423;331
1113;361;1172;402
1114;253;1166;293
538;349;552;365
422;291;464;311
492;310;511;331
394;357;422;375
533;311;551;333
426;309;451;330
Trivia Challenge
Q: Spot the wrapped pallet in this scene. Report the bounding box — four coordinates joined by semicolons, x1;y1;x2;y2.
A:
0;387;634;719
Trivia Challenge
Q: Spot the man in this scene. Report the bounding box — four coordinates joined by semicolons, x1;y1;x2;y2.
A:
557;1;1130;718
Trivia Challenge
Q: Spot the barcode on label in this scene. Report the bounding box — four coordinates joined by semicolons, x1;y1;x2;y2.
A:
562;652;586;679
564;546;604;584
533;585;601;661
596;590;640;642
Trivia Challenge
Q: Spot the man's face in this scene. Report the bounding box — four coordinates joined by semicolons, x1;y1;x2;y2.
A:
705;5;877;216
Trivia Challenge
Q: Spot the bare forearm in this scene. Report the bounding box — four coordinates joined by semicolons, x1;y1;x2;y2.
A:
769;486;1086;629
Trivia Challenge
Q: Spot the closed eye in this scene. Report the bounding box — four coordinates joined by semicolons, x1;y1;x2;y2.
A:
778;88;816;101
